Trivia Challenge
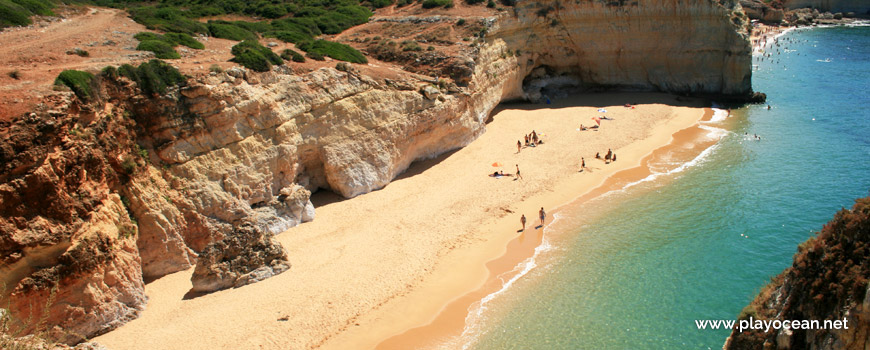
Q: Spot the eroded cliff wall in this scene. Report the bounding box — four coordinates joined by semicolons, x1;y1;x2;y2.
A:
491;0;753;100
784;0;870;13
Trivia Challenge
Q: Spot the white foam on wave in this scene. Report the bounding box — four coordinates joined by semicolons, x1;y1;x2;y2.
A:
616;142;721;194
708;106;729;122
444;215;561;350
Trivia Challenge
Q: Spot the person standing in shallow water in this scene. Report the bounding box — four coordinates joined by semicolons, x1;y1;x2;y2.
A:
539;207;546;226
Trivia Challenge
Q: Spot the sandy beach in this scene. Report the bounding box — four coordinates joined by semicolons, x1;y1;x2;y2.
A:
93;92;709;350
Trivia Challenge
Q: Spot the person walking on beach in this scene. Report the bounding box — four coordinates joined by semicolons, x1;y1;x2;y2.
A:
520;214;526;231
517;140;522;153
581;157;586;171
539;207;546;226
515;164;523;180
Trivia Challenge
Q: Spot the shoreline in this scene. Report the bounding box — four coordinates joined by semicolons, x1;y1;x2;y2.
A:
92;93;711;350
370;107;719;350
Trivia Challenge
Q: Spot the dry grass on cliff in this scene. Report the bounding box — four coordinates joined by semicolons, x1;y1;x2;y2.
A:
727;196;870;349
1;283;60;350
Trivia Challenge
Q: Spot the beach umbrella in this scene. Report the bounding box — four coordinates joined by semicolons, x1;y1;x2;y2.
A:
592;117;601;126
492;162;503;167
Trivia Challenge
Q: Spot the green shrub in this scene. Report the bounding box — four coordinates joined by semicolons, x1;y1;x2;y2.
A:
422;0;452;8
164;32;205;49
135;59;186;95
230;20;273;34
11;0;52;16
100;66;118;79
298;39;367;64
135;32;204;51
136;40;181;59
265;30;311;44
133;32;163;42
335;62;349;72
8;69;20;79
0;0;32;28
371;0;391;8
208;22;258;41
66;48;89;57
118;64;139;81
128;7;209;35
401;40;422;52
456;18;466;25
209;64;223;73
116;60;186;96
54;70;95;100
465;0;484;4
230;40;282;72
306;51;325;61
487;0;495;7
280;48;305;62
259;4;286;18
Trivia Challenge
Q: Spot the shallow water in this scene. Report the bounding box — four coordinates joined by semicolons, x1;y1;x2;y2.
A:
467;26;870;350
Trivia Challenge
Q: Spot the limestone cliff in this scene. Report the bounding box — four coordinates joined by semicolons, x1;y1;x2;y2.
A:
724;197;870;350
783;0;870;13
0;0;757;345
489;0;754;101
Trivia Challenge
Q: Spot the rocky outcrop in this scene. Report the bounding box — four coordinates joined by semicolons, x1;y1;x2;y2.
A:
0;102;147;343
724;196;870;350
190;221;290;293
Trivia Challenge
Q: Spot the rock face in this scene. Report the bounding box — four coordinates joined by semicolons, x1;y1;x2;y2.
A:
0;0;757;345
783;0;870;13
741;0;786;22
190;221;290;293
490;0;754;101
0;102;147;343
724;197;870;350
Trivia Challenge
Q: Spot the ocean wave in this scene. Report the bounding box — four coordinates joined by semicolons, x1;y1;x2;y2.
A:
615;143;720;193
451;218;558;350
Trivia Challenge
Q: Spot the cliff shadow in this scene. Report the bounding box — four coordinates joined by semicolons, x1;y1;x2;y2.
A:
490;92;710;117
394;148;460;182
310;189;347;207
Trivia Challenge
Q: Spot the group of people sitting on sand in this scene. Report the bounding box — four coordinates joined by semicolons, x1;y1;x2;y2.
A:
595;148;616;164
579;124;599;131
517;130;544;153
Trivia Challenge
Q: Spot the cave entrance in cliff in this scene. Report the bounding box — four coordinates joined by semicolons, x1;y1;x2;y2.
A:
309;188;346;207
521;65;584;104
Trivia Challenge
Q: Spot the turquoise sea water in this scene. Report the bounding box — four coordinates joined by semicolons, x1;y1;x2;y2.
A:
468;26;870;349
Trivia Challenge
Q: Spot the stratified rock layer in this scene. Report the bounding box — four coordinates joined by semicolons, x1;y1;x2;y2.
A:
491;0;753;100
783;0;870;13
